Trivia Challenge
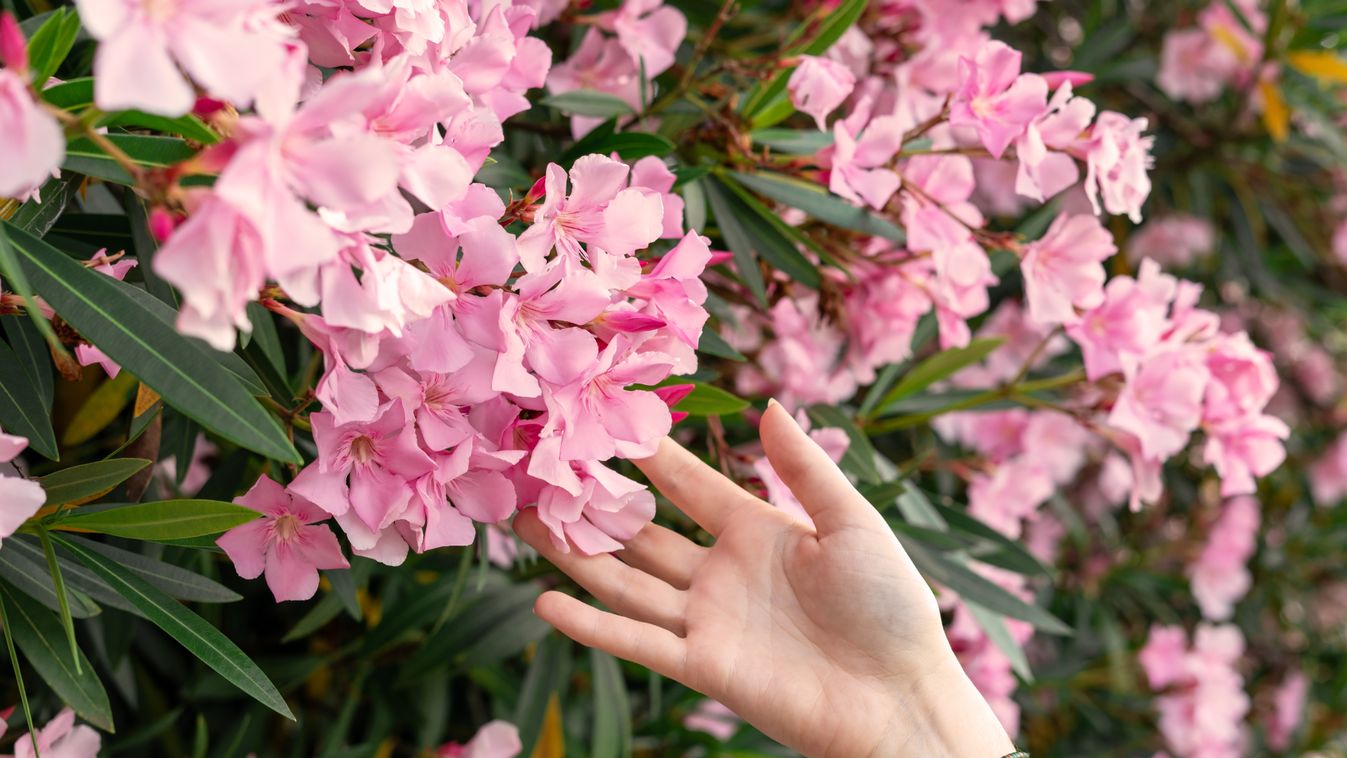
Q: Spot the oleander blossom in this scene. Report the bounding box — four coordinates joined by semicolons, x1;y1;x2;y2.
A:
0;49;65;200
1140;624;1250;758
0;428;44;549
1188;496;1260;621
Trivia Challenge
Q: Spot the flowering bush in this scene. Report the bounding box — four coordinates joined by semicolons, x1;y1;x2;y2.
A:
0;0;1343;754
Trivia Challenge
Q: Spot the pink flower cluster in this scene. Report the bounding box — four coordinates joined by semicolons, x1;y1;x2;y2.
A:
1140;624;1250;758
546;0;687;136
1157;1;1265;104
62;0;708;597
1188;496;1260;621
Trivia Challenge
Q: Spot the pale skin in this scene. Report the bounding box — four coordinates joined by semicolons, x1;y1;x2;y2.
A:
513;400;1018;757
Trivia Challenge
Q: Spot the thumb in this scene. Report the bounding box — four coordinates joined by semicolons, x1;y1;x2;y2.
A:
759;400;882;536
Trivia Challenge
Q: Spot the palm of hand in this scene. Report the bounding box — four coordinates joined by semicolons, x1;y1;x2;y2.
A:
514;403;1001;757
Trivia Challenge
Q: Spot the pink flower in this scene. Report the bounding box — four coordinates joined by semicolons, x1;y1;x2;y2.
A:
1189;496;1260;620
1079;111;1154;223
289;402;436;545
74;252;138;377
1020;213;1116;326
628;157;686;238
1203;413;1289;497
1266;671;1308;752
0;429;43;548
1014;82;1094;202
437;720;522;758
529;441;656;554
517;154;664;272
1202;333;1278;424
967;458;1055;539
828;111;904;209
541;336;675;461
1139;625;1189;690
1311;431;1347;505
546;29;641;137
683;700;740;741
403;440;518;554
950;41;1048;159
1333;220;1347;267
1107;346;1210;461
1067;259;1177;380
76;0;293;115
8;707;101;758
0;68;64;200
788;55;856;131
595;0;687;78
217;475;350;602
154;193;269;351
1127;215;1216;269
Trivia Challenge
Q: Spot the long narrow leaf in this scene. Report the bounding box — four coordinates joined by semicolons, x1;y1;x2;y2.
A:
36;529;81;673
63;535;240;603
37;459;153;508
3;223;301;463
0;539;101;618
56;499;260;541
0;582;114;731
55;535;294;719
0;336;58;459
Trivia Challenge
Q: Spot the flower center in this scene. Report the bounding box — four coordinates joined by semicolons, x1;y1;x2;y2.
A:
349;435;377;464
140;0;179;22
274;514;301;542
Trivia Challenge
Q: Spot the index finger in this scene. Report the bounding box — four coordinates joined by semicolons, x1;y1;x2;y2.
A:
632;437;761;536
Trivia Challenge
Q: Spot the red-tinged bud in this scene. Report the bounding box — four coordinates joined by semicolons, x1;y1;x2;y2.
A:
192;96;227;117
524;175;547;202
1041;71;1094;89
706;250;735;267
0;12;27;74
670;410;689;425
602;311;667;332
148;207;178;242
653;383;695;409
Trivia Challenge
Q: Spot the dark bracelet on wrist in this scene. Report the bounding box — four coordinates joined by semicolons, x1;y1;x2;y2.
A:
1001;752;1029;758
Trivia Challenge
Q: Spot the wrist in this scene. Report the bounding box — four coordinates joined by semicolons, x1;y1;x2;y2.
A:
865;651;1018;758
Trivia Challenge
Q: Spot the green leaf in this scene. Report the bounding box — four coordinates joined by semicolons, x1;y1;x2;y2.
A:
3;223;301;463
675;382;750;416
749;128;835;154
965;601;1031;681
9;176;76;236
4;311;55;412
37;459;153;508
589;650;632;758
933;503;1050;578
282;593;344;643
63;535;240;603
514;635;572;757
696;326;746;361
57;499;259;541
0;335;58;459
871;338;1005;418
731;170;906;243
714;175;823;288
704;178;767;305
0;220;68;361
0;580;115;731
24;7;81;85
2;536;138;615
54;535;294;720
805;405;883;485
41;80;220;144
35;528;81;675
901;535;1070;635
0;539;101;618
0;590;41;752
541;90;636;118
63;135;198;185
560;121;675;164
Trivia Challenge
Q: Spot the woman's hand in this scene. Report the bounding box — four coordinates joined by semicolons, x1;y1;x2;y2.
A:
513;401;1016;757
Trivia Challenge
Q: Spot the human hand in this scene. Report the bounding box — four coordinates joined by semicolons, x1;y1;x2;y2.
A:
513;401;1017;757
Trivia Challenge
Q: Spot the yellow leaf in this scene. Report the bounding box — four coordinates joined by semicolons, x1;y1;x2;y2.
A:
1259;79;1290;143
62;371;138;446
1288;50;1347;85
531;693;565;758
133;384;161;417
